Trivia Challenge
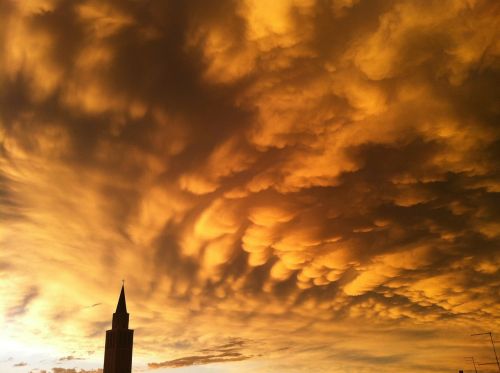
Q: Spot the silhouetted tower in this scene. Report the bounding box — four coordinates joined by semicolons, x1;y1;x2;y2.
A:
103;285;134;373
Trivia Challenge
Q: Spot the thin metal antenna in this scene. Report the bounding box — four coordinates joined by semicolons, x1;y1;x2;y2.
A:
471;331;500;372
465;357;478;373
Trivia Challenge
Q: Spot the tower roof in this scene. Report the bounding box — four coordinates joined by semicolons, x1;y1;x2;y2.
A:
115;284;128;314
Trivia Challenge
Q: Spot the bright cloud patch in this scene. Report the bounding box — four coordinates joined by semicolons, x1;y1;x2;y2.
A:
0;0;499;372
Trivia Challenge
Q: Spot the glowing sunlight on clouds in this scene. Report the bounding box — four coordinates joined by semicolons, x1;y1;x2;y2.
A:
1;0;499;372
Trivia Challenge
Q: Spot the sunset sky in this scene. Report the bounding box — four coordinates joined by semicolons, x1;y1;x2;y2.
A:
1;0;499;372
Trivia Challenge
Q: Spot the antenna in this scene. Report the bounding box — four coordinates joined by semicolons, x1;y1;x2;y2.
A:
464;357;478;373
471;331;500;372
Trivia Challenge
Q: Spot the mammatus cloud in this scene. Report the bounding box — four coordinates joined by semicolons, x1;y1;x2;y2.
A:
0;0;499;372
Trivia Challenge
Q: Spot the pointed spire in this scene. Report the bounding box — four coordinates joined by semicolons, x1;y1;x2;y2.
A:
115;283;128;314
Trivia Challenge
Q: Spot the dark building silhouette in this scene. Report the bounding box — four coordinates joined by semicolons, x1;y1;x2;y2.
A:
103;285;134;373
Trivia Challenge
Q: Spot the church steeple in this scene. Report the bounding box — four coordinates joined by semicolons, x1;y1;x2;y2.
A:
116;284;127;314
104;284;134;373
111;284;129;330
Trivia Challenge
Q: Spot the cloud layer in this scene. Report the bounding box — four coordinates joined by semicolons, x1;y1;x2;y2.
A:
1;0;499;372
148;338;253;369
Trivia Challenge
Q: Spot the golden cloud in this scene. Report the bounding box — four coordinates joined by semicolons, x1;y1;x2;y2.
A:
0;0;499;372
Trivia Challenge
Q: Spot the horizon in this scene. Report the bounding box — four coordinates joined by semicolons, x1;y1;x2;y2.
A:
1;0;499;372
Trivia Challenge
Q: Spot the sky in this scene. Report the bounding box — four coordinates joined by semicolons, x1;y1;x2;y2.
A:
0;0;499;372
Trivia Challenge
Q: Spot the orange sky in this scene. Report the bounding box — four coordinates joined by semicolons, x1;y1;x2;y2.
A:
1;0;499;372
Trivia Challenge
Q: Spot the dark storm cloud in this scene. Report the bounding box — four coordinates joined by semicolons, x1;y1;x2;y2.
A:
0;0;499;372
